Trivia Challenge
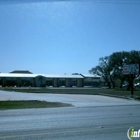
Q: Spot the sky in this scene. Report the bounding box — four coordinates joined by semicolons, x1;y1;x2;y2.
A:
0;0;140;74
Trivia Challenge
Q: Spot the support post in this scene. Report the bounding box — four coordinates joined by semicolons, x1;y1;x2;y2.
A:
131;74;134;97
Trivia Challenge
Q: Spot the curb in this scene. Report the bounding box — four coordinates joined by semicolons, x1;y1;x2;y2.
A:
98;93;131;100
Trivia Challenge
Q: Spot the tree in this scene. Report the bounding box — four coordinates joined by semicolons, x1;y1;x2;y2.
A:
89;56;112;88
89;50;140;90
108;51;129;88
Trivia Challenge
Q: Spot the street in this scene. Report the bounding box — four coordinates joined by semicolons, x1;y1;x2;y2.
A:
0;105;140;140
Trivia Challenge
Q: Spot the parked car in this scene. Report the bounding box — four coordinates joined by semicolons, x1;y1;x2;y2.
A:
134;83;140;87
122;83;128;87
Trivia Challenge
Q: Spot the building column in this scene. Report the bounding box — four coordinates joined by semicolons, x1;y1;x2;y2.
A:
2;77;6;87
31;78;35;87
77;79;83;87
17;78;21;87
66;79;71;87
53;78;59;87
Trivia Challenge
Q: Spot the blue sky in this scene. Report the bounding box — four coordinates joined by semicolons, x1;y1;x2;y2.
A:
0;0;140;74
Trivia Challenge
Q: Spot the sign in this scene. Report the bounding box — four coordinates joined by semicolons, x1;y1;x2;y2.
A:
123;65;130;74
123;64;140;75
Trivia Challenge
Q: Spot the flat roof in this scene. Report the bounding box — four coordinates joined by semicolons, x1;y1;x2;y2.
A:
81;74;101;78
45;74;83;78
0;73;83;79
0;73;39;78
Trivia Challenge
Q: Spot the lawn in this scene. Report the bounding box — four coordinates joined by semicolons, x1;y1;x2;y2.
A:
0;100;71;110
1;87;140;97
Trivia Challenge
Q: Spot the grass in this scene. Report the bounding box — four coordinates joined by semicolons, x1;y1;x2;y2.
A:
0;100;72;110
134;96;140;101
1;87;140;97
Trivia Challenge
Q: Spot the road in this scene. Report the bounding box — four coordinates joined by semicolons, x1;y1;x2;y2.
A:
0;105;140;140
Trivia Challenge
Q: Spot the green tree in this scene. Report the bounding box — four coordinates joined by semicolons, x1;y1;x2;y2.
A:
108;51;129;88
89;56;112;88
89;50;140;90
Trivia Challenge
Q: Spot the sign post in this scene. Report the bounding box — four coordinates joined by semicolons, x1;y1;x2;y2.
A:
123;64;140;97
131;74;134;96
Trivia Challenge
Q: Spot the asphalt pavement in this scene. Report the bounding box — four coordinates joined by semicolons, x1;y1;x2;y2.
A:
0;105;140;140
0;90;140;140
0;90;140;107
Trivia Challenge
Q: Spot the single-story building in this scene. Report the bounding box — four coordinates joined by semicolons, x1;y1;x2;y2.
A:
80;74;101;87
0;71;101;87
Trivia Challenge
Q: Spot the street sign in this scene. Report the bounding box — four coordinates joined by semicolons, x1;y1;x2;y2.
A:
123;63;140;96
123;64;140;75
123;65;130;74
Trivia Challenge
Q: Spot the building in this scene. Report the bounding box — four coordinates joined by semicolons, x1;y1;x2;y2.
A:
80;74;101;87
0;71;101;87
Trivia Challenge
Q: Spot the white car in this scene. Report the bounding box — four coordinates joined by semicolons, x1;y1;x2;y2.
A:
134;83;140;87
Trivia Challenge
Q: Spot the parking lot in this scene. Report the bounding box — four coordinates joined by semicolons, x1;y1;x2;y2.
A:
0;90;140;107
